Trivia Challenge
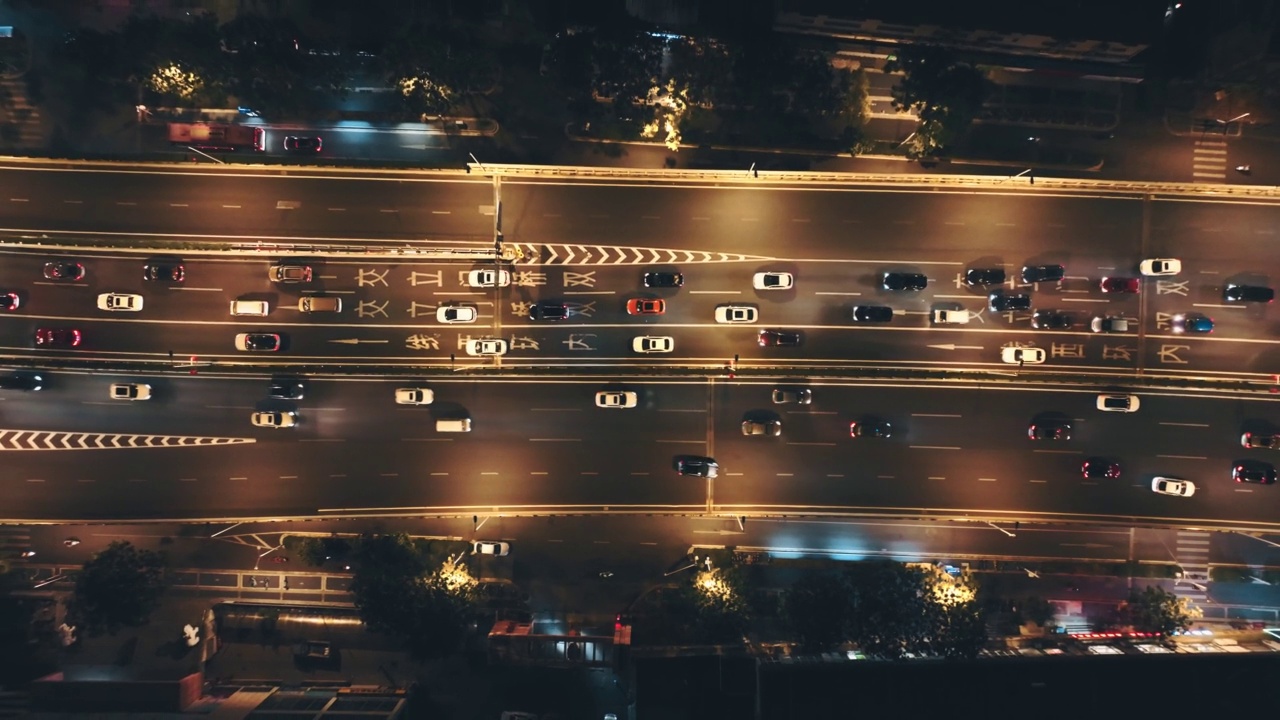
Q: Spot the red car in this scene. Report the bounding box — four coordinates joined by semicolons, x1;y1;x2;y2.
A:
1100;277;1140;294
35;328;81;348
626;298;666;315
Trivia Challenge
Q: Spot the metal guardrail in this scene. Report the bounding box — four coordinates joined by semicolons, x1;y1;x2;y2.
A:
0;235;502;260
466;163;1280;200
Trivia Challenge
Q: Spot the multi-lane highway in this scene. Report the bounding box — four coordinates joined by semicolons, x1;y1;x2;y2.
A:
0;162;1276;526
1;372;1278;526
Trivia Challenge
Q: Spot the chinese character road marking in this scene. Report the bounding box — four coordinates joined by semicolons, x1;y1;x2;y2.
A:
1158;344;1189;364
564;271;597;288
1102;345;1136;361
1051;343;1085;358
510;336;540;351
564;334;597;351
408;270;443;287
1156;280;1189;297
356;300;389;319
513;271;547;287
407;335;440;351
357;268;390;287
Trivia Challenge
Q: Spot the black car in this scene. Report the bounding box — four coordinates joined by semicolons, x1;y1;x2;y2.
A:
882;272;928;291
1082;457;1121;479
144;263;185;282
988;293;1031;312
676;456;719;478
1234;462;1277;485
851;305;894;322
284;135;323;153
758;329;802;347
268;378;306;400
0;373;42;391
529;301;569;321
1224;284;1275;303
643;271;684;288
964;268;1006;286
1028;419;1071;441
0;292;19;311
43;261;84;281
850;420;892;438
1031;310;1075;330
1243;432;1280;450
1022;264;1065;284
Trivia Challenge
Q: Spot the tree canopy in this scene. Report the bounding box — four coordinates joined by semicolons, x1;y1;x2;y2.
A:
780;560;987;659
886;45;990;158
1121;585;1200;637
67;541;167;637
348;533;476;658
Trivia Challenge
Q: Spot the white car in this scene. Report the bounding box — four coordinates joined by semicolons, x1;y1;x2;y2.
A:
595;390;638;408
466;338;508;356
467;269;511;288
632;336;674;353
1001;347;1045;364
1139;258;1182;277
714;305;758;323
1151;476;1196;497
753;271;794;290
931;308;970;325
473;540;510;556
109;383;151;401
251;410;296;428
97;293;143;312
395;387;434;405
1097;394;1140;413
437;303;477;323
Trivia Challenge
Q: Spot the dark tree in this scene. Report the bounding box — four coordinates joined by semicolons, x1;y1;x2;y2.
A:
67;541;167;637
930;601;988;659
684;566;751;643
1122;585;1197;637
382;21;490;116
846;561;933;659
589;25;665;114
1016;595;1057;628
348;533;474;658
781;571;854;651
668;37;734;108
885;45;990;157
221;15;350;116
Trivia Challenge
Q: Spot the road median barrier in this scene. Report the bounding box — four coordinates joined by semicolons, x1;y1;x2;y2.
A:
1;358;1275;398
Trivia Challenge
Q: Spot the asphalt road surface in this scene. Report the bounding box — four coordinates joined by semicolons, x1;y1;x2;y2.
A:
0;164;1275;377
0;373;1277;525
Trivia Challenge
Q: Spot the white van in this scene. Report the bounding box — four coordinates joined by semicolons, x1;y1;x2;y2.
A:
931;308;970;325
230;299;270;316
436;418;472;432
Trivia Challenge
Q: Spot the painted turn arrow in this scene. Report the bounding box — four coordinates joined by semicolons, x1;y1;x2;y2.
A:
329;338;391;345
927;344;985;351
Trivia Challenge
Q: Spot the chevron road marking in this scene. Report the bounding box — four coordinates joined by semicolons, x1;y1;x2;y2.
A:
0;430;255;451
511;242;769;265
